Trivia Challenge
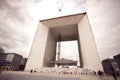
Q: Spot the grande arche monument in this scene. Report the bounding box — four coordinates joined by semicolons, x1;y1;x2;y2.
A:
25;13;103;72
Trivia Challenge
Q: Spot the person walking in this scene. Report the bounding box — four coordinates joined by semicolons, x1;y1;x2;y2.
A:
30;69;33;73
98;70;103;79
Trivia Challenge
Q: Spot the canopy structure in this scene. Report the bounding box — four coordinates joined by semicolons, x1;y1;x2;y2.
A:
50;58;77;66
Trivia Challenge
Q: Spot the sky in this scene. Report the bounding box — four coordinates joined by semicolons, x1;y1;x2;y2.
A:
0;0;120;60
56;41;79;61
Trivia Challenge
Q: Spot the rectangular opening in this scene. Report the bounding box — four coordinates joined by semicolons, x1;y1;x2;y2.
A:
56;40;80;68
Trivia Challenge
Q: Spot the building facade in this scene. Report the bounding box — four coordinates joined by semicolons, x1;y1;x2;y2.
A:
102;59;120;75
19;58;27;71
25;13;103;72
0;53;23;71
114;54;120;69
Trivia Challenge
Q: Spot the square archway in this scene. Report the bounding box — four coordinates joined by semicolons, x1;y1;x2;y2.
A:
25;13;103;72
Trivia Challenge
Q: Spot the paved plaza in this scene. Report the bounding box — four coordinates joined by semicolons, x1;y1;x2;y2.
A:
0;71;80;80
0;71;120;80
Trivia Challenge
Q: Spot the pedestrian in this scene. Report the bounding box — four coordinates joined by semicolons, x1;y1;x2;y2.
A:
98;70;102;79
93;71;97;75
30;69;33;73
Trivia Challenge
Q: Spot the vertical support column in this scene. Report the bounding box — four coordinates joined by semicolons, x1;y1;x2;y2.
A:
78;15;103;71
57;34;61;61
25;22;49;71
43;30;57;67
77;38;83;68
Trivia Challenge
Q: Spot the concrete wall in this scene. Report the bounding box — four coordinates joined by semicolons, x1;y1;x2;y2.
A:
78;15;103;71
43;30;57;67
25;23;49;70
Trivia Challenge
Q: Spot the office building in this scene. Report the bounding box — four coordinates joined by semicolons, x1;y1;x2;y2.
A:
0;53;22;71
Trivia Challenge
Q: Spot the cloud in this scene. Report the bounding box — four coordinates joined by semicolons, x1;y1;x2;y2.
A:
0;0;120;60
0;0;39;57
86;0;120;60
0;0;26;23
33;0;42;3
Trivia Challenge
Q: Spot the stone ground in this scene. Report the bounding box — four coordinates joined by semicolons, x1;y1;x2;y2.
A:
0;71;120;80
